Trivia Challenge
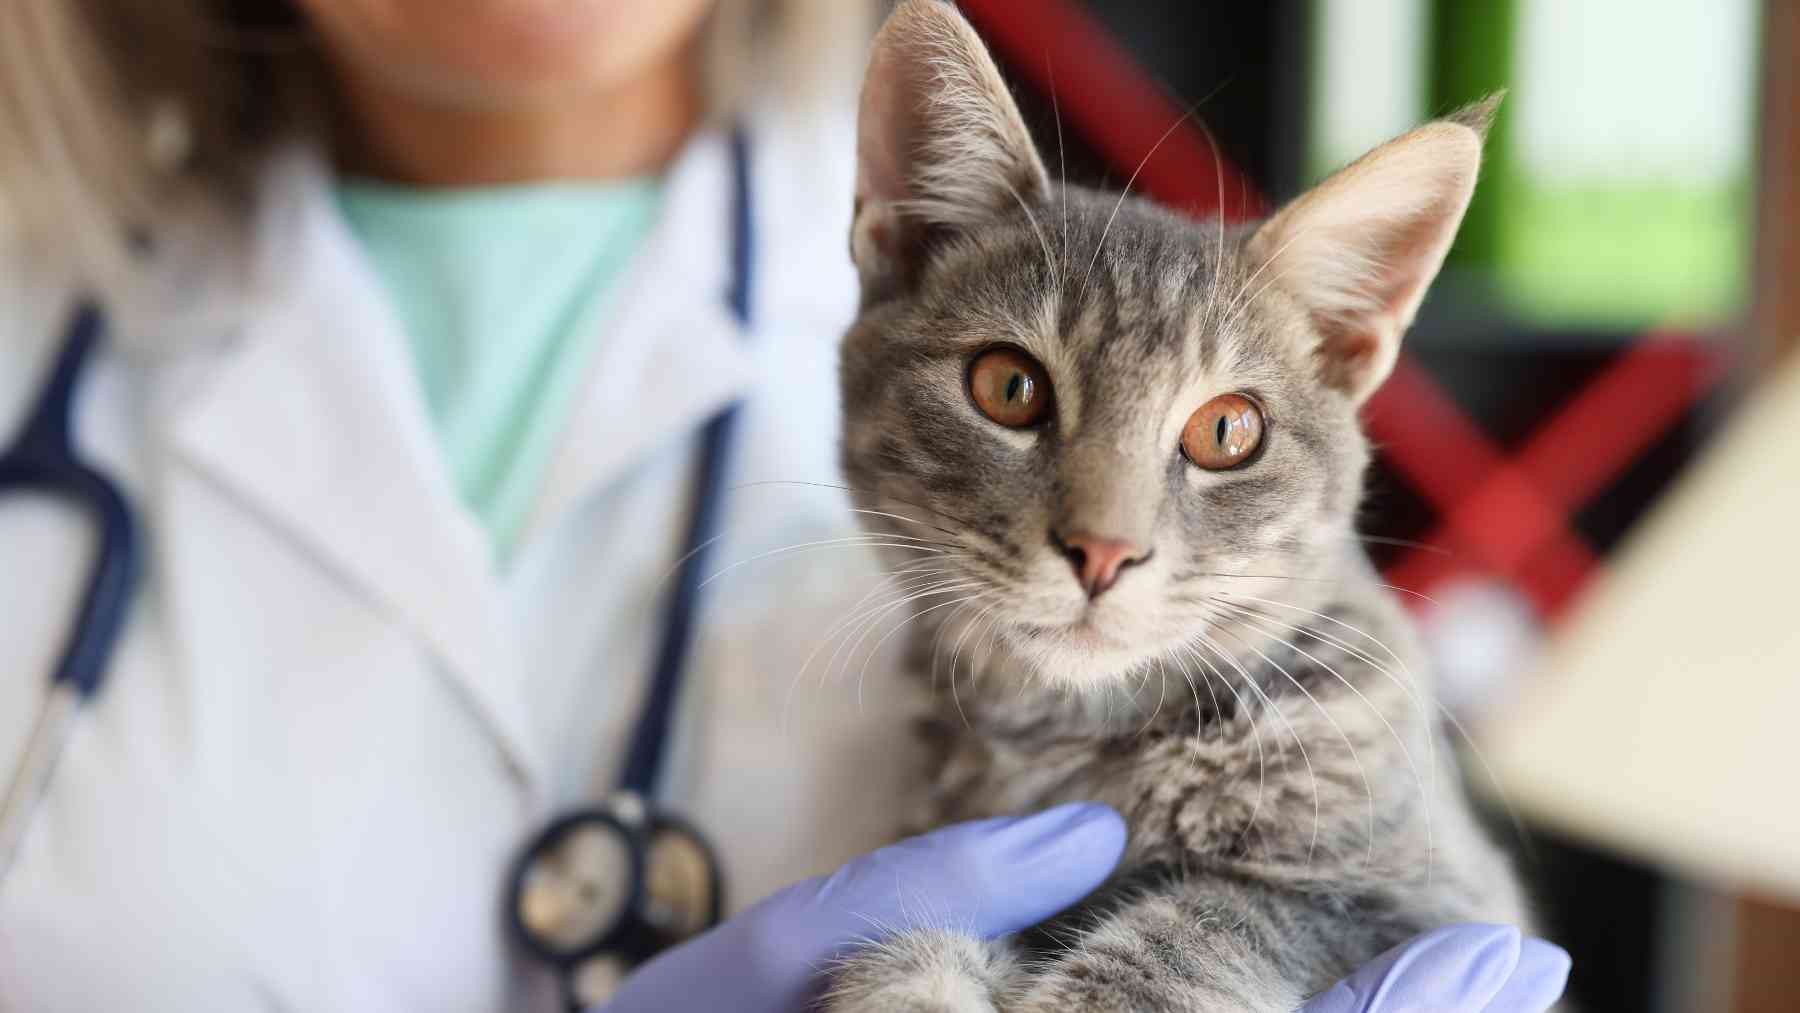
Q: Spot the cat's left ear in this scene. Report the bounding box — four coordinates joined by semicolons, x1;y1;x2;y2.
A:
1245;95;1500;403
851;0;1049;298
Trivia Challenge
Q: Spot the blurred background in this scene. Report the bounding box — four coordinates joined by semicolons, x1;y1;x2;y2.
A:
939;0;1796;1010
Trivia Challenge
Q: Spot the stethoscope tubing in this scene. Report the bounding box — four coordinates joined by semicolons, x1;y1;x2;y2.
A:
0;301;141;894
0;302;140;699
0;684;83;886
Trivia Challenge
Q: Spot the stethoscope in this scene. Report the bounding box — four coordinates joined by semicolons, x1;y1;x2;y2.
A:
0;131;755;1008
506;129;754;1010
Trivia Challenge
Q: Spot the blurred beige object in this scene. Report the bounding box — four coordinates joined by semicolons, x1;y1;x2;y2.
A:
1480;349;1799;902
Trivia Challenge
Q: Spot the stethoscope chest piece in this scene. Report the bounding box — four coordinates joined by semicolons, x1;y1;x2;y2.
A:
507;792;723;1008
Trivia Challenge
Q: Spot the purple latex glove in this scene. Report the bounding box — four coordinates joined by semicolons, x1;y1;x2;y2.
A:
601;801;1127;1012
1302;923;1572;1012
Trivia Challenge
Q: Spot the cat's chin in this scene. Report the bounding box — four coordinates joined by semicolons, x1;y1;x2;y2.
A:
1002;619;1164;691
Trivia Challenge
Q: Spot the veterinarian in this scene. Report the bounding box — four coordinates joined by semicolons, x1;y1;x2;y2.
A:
0;1;1565;1009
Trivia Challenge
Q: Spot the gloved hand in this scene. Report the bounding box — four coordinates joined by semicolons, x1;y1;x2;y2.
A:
1301;923;1572;1012
602;803;1568;1013
601;801;1128;1012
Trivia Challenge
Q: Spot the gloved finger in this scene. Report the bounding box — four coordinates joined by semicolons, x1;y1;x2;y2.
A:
793;800;1128;939
1299;923;1523;1013
603;802;1125;1013
1481;937;1571;1012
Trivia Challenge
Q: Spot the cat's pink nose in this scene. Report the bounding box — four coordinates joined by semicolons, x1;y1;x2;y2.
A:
1054;531;1148;599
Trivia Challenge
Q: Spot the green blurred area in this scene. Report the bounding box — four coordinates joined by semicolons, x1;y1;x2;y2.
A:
1495;179;1752;329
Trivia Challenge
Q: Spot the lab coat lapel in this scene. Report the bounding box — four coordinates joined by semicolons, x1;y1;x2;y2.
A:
166;146;547;794
516;131;758;552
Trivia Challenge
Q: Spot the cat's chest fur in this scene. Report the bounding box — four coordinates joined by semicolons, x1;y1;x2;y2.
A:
901;585;1514;911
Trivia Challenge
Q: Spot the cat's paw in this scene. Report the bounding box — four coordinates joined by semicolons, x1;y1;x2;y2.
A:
820;928;1014;1013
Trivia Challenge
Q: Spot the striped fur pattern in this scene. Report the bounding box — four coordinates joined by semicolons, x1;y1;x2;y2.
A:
827;2;1533;1009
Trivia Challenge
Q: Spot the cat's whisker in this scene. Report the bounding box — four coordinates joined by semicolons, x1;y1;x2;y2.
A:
1213;592;1427;699
946;601;999;730
1004;178;1061;296
1014;643;1048;700
1205;594;1432;734
1194;569;1442;606
716;541;972;730
1216;220;1317;332
858;584;993;699
820;527;950;546
782;570;978;730
857;591;993;713
1047;56;1069;289
658;526;946;599
827;571;969;625
1266;530;1454;557
1191;629;1321;868
1123;660;1153;711
844;510;964;541
1213;598;1433;883
727;479;975;536
1216;234;1290;330
1167;654;1203;779
1176;639;1269;865
809;574;973;695
1190;113;1231;337
1211;623;1379;871
1076;85;1226;307
929;594;990;695
941;603;985;721
698;536;966;593
1206;593;1441;886
1221;257;1311;338
926;598;965;692
833;572;978;641
1171;639;1227;749
973;604;1007;695
828;580;986;692
1350;534;1453;555
1135;658;1170;739
1072;82;1231;309
782;569;912;731
730;482;972;543
1219;592;1535;862
1218;254;1294;336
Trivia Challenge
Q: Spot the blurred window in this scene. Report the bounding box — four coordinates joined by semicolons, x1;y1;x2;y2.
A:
1310;0;1759;330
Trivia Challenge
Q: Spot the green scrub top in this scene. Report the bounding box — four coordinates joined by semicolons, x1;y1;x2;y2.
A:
336;177;663;563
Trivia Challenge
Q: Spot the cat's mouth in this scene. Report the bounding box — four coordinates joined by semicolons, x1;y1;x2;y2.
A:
1062;614;1124;647
1013;612;1134;653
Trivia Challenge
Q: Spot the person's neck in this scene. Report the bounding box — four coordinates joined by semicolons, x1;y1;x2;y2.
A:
329;54;700;186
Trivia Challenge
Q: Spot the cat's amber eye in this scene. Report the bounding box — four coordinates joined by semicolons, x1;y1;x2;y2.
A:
968;348;1054;428
1182;393;1265;470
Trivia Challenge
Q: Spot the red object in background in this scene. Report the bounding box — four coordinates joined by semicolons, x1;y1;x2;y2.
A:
960;0;1726;620
958;0;1264;223
1374;338;1722;617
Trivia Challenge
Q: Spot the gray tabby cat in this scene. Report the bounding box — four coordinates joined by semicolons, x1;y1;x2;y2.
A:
825;2;1536;1010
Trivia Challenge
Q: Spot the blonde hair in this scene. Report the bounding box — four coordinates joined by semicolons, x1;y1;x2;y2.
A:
0;0;872;284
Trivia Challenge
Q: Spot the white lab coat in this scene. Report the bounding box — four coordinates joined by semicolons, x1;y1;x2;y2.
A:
0;101;930;1011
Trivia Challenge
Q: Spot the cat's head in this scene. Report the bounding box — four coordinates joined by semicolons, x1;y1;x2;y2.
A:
840;0;1491;690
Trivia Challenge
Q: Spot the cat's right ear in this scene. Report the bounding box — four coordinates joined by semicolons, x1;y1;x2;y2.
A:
851;0;1048;299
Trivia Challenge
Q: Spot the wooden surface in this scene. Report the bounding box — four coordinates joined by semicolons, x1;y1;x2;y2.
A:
1730;8;1800;1010
1731;897;1800;1013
